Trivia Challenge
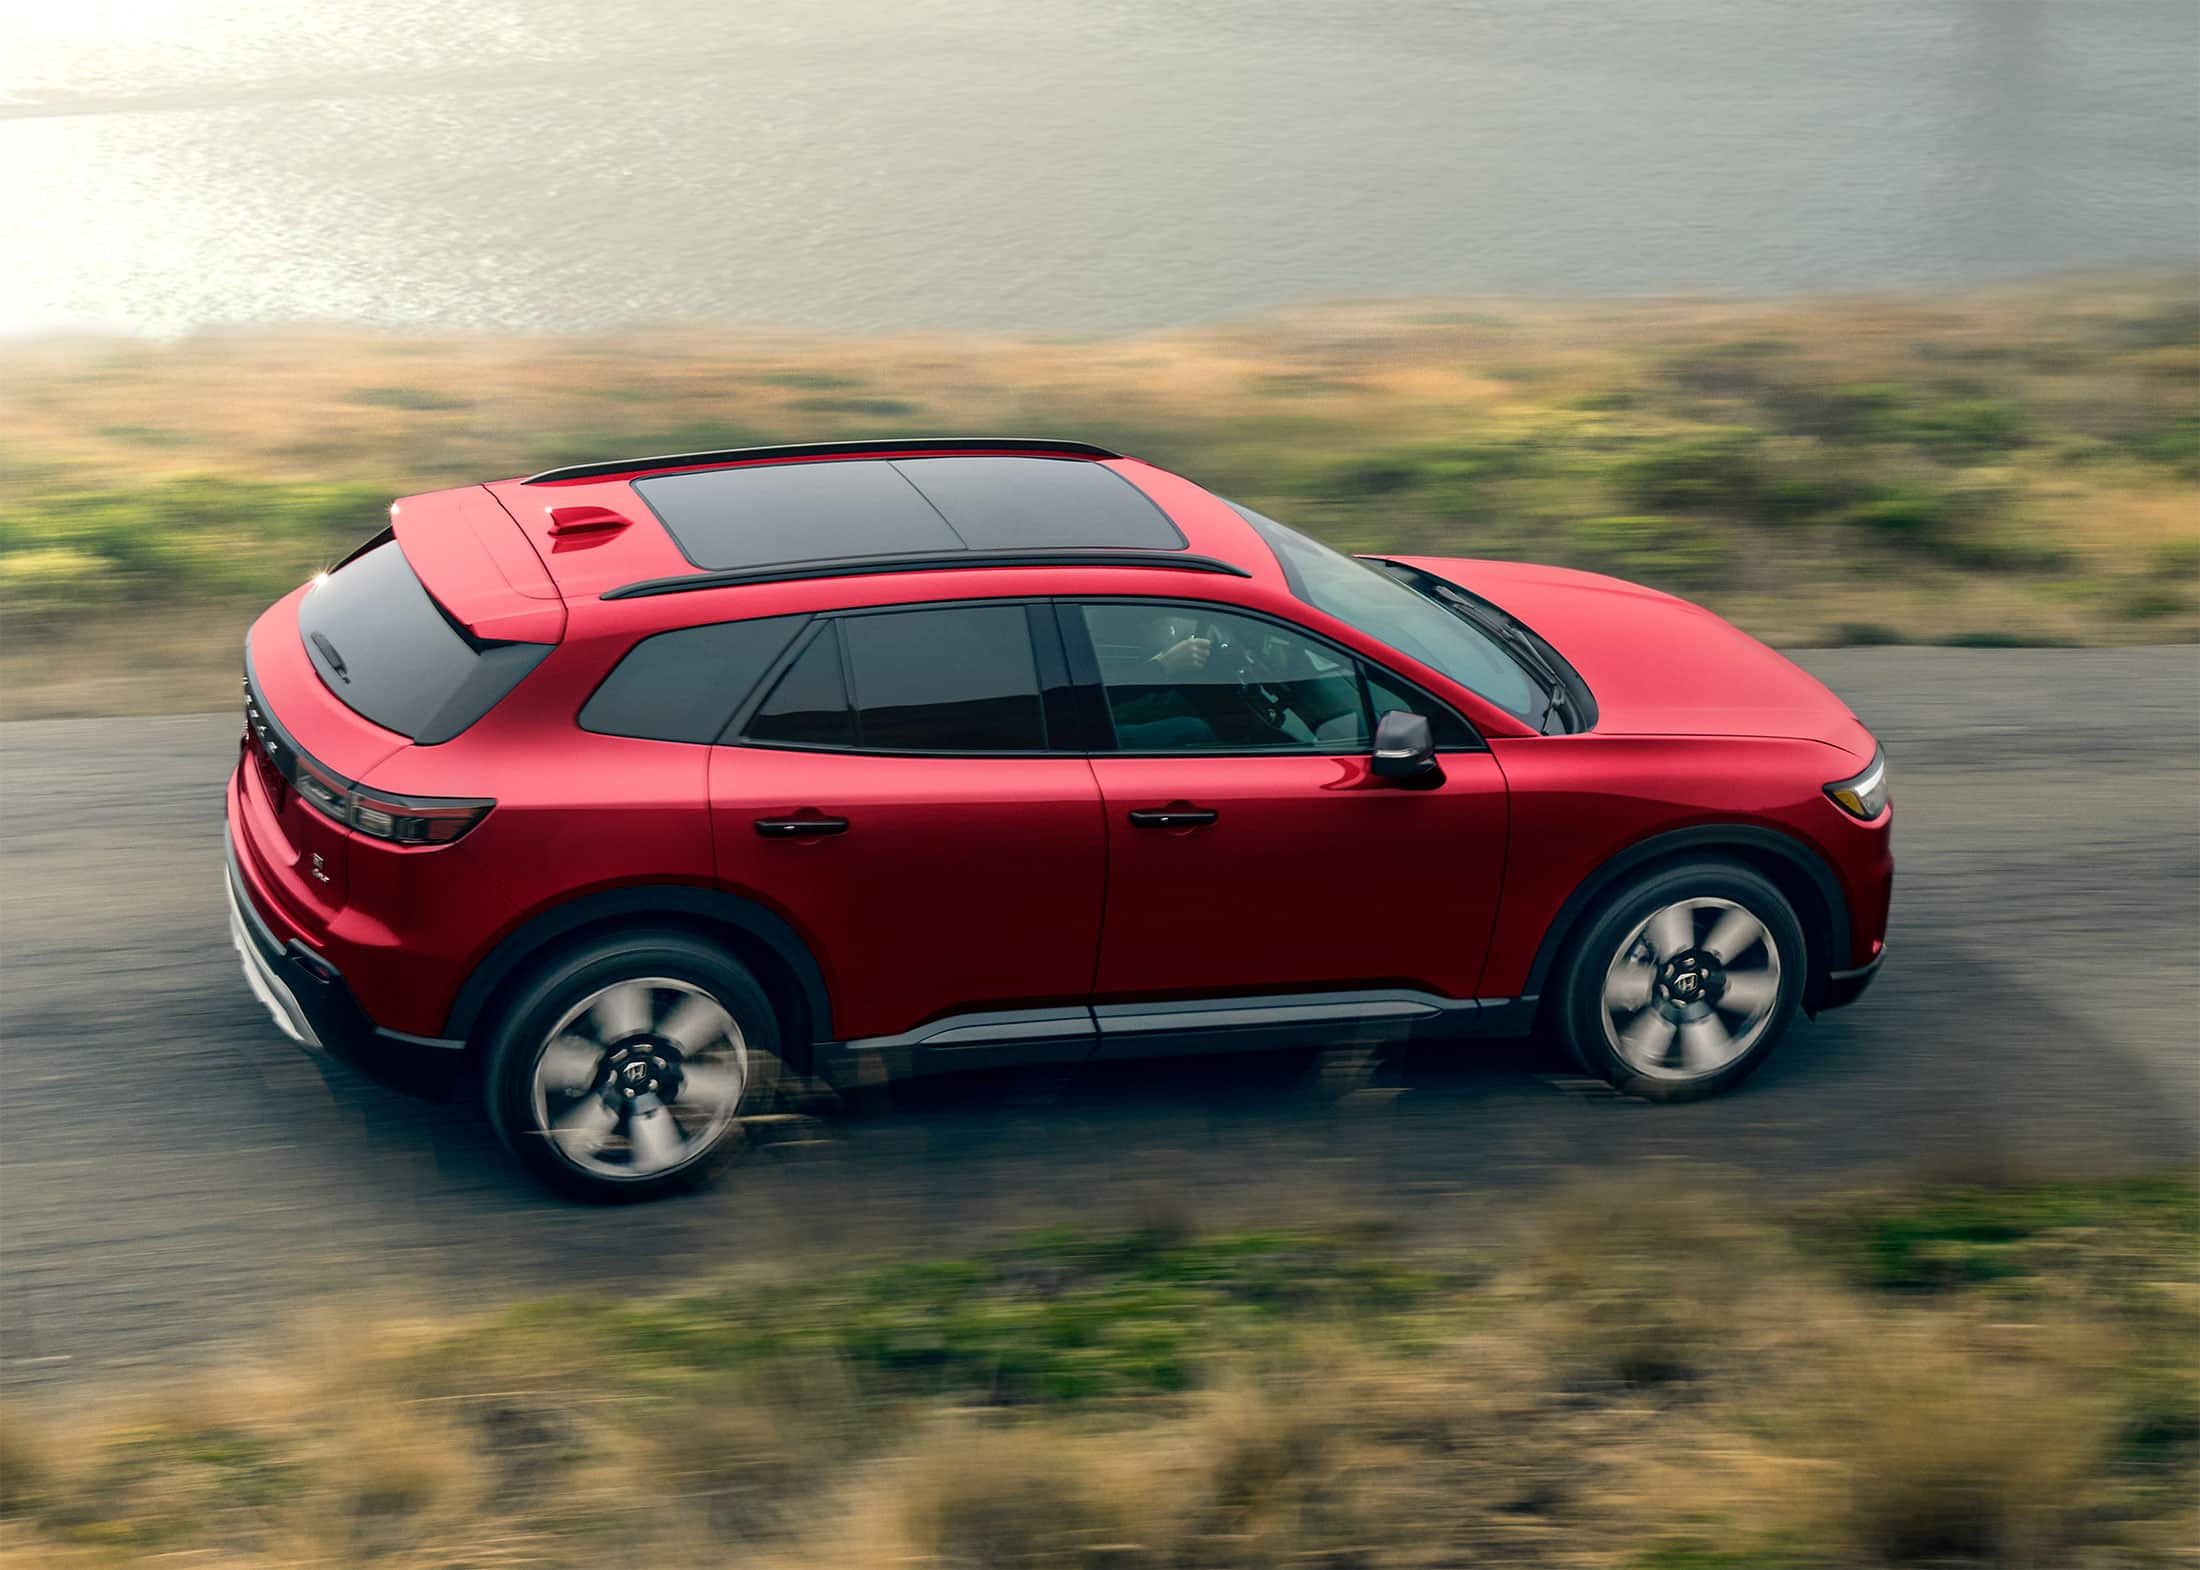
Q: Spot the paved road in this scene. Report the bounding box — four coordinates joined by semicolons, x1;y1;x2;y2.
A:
2;649;2195;1391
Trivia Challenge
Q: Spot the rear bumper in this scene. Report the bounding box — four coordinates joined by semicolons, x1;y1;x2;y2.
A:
224;830;466;1092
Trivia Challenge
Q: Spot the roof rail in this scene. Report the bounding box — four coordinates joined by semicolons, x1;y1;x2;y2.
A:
525;436;1122;486
602;549;1249;601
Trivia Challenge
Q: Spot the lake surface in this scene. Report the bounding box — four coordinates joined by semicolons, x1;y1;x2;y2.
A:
4;0;2195;336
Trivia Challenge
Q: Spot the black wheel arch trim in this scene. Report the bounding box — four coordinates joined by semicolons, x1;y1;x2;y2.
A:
1519;824;1852;1013
443;884;834;1048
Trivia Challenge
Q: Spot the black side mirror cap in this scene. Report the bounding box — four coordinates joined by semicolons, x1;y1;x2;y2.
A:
1371;709;1441;783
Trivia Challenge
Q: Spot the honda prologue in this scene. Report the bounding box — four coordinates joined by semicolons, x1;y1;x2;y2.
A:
226;438;1890;1199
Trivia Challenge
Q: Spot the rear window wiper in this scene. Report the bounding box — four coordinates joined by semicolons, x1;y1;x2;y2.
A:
309;631;350;682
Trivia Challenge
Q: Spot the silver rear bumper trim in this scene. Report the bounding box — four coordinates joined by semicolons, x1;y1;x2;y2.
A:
225;871;322;1049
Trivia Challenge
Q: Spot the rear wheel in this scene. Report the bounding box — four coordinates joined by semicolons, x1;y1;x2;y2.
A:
1552;862;1805;1102
484;932;778;1202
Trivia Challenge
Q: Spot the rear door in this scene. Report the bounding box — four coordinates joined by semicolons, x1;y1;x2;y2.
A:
710;601;1106;1044
1068;599;1509;1017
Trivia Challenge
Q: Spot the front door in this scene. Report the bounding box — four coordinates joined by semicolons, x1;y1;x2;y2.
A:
1072;601;1509;1012
710;602;1106;1043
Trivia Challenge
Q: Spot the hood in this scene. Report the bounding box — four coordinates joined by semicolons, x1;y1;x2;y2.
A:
1386;556;1874;758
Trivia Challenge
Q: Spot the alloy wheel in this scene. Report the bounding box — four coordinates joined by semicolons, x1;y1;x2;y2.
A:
1599;896;1783;1080
528;977;749;1180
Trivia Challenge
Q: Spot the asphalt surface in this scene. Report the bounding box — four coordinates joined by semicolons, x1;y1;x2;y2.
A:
2;648;2195;1392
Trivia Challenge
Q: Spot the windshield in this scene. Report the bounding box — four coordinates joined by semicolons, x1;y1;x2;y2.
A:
1230;505;1543;723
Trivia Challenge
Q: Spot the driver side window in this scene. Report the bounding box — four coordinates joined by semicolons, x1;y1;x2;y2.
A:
1076;602;1371;754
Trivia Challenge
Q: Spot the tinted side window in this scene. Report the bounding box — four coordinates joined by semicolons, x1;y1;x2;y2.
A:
842;606;1045;752
1080;603;1370;753
580;616;806;743
1365;668;1479;750
746;625;856;748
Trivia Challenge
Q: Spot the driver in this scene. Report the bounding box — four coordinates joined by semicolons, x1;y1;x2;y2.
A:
1108;611;1222;749
1149;619;1212;677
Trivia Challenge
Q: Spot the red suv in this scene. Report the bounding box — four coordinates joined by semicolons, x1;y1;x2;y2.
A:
226;437;1890;1200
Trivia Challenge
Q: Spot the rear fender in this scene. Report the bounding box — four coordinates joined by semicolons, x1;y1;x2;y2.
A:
444;884;833;1054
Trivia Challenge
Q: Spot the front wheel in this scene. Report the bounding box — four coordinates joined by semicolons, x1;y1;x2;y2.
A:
1551;862;1806;1102
483;932;779;1202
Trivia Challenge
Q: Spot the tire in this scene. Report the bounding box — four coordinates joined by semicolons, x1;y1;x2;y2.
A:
1550;861;1806;1103
483;930;780;1202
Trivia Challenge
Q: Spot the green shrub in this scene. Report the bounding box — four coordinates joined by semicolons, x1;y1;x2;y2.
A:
93;424;193;447
2149;537;2200;578
787;395;920;417
1607;431;1762;513
1830;621;1904;646
1843;484;1951;544
1892;395;2027;460
753;369;863;390
345;386;470;412
0;477;388;612
1563;515;1733;589
2134;414;2200;475
2119;584;2192;620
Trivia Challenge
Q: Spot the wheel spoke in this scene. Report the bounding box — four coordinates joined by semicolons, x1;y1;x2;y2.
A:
550;1095;618;1157
1703;908;1766;965
657;993;729;1056
1718;970;1779;1018
676;1061;744;1113
1617;1008;1677;1066
538;1035;603;1095
589;981;653;1044
1677;1014;1733;1072
1604;961;1655;1013
626;1101;684;1172
1644;904;1693;963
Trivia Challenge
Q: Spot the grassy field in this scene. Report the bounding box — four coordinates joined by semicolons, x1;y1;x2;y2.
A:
0;274;2194;718
0;1170;2192;1567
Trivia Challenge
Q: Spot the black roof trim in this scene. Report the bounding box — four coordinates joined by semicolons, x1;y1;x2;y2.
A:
602;550;1249;601
525;436;1122;486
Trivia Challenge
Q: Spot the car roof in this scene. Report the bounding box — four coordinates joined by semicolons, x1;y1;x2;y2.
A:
476;439;1278;608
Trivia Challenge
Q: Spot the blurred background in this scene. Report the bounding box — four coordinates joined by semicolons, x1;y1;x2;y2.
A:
2;4;2196;1566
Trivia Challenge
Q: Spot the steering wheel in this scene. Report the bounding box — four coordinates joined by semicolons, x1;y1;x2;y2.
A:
1200;620;1290;734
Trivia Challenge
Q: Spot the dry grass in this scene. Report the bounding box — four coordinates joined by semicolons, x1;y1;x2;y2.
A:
0;1172;2192;1568
1;273;2195;717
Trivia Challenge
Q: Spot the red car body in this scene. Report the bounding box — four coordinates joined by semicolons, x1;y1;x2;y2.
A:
226;439;1889;1103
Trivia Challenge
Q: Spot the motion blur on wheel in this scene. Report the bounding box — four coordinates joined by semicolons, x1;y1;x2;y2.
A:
223;436;1891;1201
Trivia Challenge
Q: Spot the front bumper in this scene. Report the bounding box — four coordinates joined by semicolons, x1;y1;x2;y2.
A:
224;832;466;1093
1820;944;1886;1012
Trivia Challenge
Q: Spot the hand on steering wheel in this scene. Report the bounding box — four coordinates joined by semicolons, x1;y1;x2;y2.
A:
1201;621;1288;732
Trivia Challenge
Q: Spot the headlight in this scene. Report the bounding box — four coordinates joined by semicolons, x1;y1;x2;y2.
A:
1824;747;1889;821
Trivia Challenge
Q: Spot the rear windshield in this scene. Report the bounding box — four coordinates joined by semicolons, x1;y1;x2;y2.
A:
298;539;550;744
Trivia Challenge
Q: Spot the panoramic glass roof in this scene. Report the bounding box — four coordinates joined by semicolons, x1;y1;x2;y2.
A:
631;455;1184;571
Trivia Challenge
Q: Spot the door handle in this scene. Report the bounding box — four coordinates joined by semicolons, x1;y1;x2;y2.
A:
1127;806;1218;830
754;815;850;838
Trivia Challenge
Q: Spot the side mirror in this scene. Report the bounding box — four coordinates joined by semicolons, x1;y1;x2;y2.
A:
1371;709;1441;784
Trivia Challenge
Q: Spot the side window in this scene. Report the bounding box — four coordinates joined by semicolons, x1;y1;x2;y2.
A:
746;625;856;748
842;605;1045;752
1079;603;1371;753
1365;668;1479;750
580;615;807;743
741;605;1046;753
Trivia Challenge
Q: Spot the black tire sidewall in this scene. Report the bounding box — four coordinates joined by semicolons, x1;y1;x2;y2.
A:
483;931;779;1203
1553;862;1806;1102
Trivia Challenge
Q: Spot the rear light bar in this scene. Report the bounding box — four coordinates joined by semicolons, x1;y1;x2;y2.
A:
243;673;493;847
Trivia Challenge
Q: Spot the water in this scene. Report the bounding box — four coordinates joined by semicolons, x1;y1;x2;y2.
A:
4;0;2195;337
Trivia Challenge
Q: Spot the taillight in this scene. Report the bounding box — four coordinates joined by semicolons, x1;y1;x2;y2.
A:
243;675;492;845
293;764;492;845
348;789;493;845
